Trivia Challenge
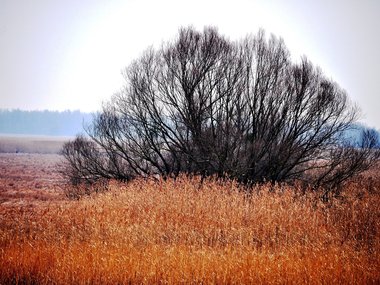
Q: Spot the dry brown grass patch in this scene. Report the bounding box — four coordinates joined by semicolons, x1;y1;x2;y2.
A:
1;174;379;284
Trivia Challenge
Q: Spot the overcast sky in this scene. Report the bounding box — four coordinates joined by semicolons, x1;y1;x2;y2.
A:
0;0;379;128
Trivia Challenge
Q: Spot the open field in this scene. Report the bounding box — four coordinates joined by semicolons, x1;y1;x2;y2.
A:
0;134;72;154
0;153;65;206
0;153;380;284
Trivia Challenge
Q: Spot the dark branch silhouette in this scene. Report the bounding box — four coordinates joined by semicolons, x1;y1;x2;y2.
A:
61;27;380;192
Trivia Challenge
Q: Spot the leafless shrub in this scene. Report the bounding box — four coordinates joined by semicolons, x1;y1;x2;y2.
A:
61;27;380;192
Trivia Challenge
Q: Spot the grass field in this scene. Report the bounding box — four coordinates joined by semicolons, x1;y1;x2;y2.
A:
0;152;379;284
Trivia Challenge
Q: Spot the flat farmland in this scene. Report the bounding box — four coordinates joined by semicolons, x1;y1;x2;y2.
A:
0;153;65;206
0;135;69;205
0;134;72;154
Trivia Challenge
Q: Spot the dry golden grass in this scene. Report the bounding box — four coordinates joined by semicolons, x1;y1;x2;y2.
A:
0;155;379;284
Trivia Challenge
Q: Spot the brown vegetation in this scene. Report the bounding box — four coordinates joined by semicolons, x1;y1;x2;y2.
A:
0;154;379;284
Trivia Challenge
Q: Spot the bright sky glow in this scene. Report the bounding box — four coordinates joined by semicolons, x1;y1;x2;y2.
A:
0;0;379;128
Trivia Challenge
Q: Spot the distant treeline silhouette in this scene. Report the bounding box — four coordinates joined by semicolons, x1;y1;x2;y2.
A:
0;109;92;136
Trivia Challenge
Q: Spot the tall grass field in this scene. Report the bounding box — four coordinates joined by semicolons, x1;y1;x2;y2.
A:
1;167;379;284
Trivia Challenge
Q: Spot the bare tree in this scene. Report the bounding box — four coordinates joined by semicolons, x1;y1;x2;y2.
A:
61;27;380;191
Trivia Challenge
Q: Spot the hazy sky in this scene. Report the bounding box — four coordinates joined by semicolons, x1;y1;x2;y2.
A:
1;0;379;128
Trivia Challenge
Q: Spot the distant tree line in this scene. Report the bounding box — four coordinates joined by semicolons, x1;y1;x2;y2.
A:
0;109;92;136
62;27;380;192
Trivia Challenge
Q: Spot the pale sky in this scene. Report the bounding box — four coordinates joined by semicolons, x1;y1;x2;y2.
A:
0;0;379;128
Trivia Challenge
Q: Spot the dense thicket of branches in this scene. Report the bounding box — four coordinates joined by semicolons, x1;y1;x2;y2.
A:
62;27;379;190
